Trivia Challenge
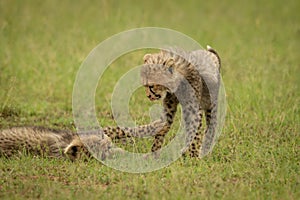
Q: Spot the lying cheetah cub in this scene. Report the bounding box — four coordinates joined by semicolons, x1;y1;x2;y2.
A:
0;126;122;161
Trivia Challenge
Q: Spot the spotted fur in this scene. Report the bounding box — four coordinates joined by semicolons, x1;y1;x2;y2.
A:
139;46;221;157
0;126;122;161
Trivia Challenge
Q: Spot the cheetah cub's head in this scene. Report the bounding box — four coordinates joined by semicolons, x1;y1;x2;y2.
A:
64;134;124;161
141;51;181;101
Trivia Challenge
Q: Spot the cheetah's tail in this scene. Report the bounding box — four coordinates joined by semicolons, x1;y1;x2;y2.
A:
207;45;221;70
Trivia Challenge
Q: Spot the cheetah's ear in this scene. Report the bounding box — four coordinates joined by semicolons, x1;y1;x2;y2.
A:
64;143;80;161
166;58;175;66
64;137;85;161
166;58;175;74
143;54;152;63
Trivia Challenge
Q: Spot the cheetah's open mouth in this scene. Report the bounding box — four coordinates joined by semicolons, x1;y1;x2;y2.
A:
148;95;161;101
148;86;161;100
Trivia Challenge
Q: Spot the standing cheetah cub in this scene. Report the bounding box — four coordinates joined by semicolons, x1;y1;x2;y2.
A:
140;46;221;158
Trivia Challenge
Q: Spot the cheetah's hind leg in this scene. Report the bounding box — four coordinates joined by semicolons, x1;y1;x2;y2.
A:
200;103;218;158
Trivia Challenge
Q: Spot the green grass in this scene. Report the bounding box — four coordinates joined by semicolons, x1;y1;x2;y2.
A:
0;0;299;199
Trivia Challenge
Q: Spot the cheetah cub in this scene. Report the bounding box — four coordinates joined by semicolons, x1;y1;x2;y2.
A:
0;126;123;161
140;46;221;158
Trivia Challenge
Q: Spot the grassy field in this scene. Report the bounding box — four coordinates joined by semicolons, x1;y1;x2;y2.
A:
0;0;299;199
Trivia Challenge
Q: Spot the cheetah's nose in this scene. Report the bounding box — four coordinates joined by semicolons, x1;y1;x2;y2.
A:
147;96;156;101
